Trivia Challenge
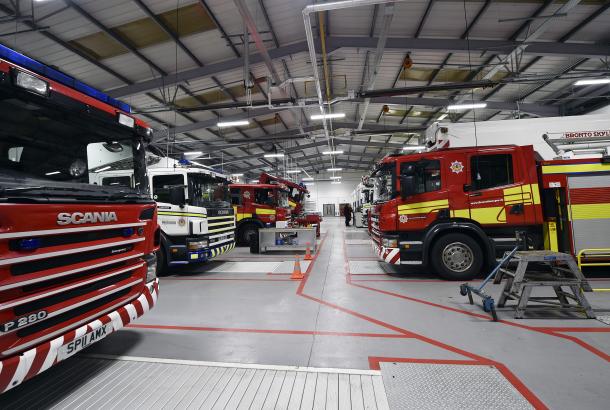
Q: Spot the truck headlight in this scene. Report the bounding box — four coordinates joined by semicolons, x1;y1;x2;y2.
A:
143;253;157;282
382;236;398;248
188;240;209;250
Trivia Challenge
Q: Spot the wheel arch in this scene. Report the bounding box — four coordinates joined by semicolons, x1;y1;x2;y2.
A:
236;218;265;231
422;221;495;267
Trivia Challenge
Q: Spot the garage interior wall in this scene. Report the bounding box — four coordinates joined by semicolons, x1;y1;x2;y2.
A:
305;172;361;216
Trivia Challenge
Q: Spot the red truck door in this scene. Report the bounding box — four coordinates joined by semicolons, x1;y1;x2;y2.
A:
465;149;527;227
397;158;447;230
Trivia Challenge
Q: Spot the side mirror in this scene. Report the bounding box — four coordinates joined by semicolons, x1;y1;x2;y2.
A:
169;186;186;207
400;175;416;198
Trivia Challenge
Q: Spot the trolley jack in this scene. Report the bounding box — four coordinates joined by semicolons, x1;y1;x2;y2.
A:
460;246;520;321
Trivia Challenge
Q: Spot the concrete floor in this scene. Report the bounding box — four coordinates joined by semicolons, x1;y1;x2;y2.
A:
3;217;610;409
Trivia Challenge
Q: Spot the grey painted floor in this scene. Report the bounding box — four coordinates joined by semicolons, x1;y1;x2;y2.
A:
2;218;609;409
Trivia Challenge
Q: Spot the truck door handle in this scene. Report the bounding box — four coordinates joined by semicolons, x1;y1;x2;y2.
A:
510;204;524;215
468;192;482;197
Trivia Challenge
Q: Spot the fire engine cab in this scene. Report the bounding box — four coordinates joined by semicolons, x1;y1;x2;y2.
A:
0;44;159;391
229;183;291;245
258;173;322;237
370;135;610;280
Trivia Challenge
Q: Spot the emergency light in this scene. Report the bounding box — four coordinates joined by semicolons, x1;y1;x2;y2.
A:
18;238;42;251
14;70;49;95
0;43;131;113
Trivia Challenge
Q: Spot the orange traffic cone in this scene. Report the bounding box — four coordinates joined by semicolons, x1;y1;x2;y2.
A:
304;242;313;261
291;255;304;280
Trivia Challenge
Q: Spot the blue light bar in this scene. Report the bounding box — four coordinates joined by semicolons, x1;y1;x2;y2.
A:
18;238;42;251
122;227;135;237
0;43;131;113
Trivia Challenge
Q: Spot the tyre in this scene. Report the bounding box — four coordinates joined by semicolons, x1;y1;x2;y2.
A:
155;247;168;276
238;223;259;246
430;233;483;280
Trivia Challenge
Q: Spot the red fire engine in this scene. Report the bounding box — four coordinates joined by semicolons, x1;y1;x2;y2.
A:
369;143;610;280
258;173;322;237
0;44;159;392
229;183;291;245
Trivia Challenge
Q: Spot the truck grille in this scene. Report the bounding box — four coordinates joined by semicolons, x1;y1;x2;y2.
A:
207;213;236;244
0;222;148;357
370;214;381;245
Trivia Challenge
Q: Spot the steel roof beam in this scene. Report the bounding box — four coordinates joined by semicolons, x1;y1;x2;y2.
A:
106;36;610;99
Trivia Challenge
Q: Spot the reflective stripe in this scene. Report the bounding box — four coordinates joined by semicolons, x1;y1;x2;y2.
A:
397;199;449;212
157;212;206;218
570;203;610;220
542;163;610;174
470;206;506;224
255;208;276;215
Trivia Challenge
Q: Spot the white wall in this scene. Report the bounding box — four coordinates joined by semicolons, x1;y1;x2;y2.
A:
303;172;362;215
589;104;610;115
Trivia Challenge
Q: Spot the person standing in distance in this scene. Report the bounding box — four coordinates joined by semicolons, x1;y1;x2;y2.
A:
344;204;353;227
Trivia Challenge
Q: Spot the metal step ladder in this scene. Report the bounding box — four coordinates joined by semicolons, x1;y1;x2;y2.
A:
494;250;596;319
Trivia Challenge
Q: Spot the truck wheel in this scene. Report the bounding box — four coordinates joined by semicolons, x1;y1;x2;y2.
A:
238;223;259;246
431;233;483;280
156;247;168;276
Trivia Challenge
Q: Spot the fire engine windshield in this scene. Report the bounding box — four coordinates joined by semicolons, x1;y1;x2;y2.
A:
278;191;290;208
371;164;395;203
0;89;149;201
188;173;230;208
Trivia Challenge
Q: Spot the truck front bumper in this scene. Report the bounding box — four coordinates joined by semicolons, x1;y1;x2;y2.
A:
0;279;159;394
372;241;401;264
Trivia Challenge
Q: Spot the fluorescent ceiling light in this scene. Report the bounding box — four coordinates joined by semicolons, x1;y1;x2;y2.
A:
327;168;343;172
437;113;448;121
310;112;346;120
95;166;111;173
330;176;342;180
447;103;487;110
45;171;61;176
574;78;610;86
402;146;426;151
264;153;285;158
217;120;250;127
302;177;314;181
232;173;244;177
183;151;203;156
331;181;342;185
250;180;259;183
286;170;301;174
322;150;344;155
304;182;315;186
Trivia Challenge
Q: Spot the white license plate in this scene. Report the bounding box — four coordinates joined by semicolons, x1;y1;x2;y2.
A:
58;323;113;361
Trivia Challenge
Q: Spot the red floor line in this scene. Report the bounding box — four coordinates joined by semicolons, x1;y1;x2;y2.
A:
533;327;610;332
367;356;548;410
348;273;389;276
337;231;551;408
351;274;610;363
350;278;472;282
162;277;296;282
127;324;410;338
348;258;610;364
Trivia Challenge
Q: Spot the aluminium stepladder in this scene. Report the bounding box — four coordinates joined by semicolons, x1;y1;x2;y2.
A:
494;250;595;319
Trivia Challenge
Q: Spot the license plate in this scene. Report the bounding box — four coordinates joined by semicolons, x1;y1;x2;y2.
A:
58;323;113;361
